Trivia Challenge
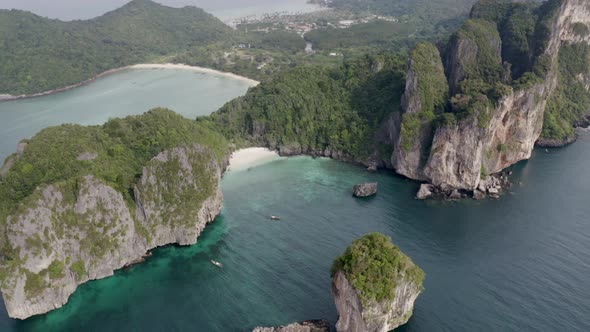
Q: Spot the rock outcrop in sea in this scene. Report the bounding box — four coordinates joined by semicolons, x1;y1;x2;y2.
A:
0;109;230;320
331;233;425;332
1;144;225;319
352;183;378;197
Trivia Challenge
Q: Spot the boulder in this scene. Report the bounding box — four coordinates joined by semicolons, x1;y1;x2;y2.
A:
473;190;486;200
16;141;28;157
416;184;434;200
448;189;462;200
352;183;378;197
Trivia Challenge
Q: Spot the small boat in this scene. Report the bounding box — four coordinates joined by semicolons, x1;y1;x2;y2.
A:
270;215;281;220
211;260;223;268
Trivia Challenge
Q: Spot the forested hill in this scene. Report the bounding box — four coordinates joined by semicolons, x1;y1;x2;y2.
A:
0;0;233;96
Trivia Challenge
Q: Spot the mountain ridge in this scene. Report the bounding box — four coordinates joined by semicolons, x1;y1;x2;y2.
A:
0;0;232;95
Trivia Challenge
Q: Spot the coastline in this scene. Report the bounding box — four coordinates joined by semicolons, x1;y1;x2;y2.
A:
0;63;259;102
227;148;281;172
130;64;260;86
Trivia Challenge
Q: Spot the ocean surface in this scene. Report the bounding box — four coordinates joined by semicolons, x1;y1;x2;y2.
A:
0;69;589;331
0;0;319;21
0;68;254;162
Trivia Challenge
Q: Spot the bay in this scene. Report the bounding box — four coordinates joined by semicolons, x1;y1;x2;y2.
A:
0;68;254;162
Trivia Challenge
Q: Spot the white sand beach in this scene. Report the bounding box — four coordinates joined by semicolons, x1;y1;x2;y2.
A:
130;64;260;86
0;63;259;101
227;148;281;172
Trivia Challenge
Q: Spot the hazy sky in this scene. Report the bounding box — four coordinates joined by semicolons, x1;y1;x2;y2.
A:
0;0;318;21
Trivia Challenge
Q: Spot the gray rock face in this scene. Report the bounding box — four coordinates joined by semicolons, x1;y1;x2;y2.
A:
16;141;28;157
391;0;590;198
332;270;421;332
252;320;330;332
352;183;378;197
416;184;434;200
393;43;448;182
1;141;29;178
536;135;578;148
1;144;225;320
0;156;16;178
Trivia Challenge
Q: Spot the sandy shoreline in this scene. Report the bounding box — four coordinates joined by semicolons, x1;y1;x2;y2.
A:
0;63;259;102
130;64;260;86
227;148;281;172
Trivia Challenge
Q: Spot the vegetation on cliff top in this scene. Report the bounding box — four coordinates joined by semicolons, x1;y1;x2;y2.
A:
0;109;230;300
0;109;229;252
438;0;585;133
542;42;590;141
400;42;449;152
331;233;425;305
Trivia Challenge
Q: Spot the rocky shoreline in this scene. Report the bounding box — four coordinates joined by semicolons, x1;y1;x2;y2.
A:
416;171;512;200
0;141;232;320
267;141;517;201
536;135;578;148
252;320;330;332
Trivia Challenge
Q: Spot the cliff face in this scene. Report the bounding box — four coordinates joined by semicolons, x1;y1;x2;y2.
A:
393;0;590;195
331;233;424;332
393;43;449;181
1;144;224;319
332;271;421;332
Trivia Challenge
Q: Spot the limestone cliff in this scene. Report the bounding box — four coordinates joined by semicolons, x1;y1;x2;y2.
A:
394;42;449;181
393;0;590;197
0;144;225;319
331;233;424;332
332;271;422;332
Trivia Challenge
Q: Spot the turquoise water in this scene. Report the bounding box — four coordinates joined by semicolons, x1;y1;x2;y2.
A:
0;68;254;161
0;68;589;331
2;135;590;331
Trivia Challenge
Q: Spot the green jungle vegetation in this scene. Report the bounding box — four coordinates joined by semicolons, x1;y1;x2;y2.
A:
209;52;407;162
305;21;416;51
542;42;590;141
315;0;480;38
318;0;478;25
0;0;233;95
331;232;425;305
214;0;590;152
399;43;449;152
0;109;229;255
1;0;481;95
441;0;590;138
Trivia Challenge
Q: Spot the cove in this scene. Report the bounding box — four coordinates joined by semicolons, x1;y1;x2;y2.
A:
0;67;255;161
1;133;590;331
